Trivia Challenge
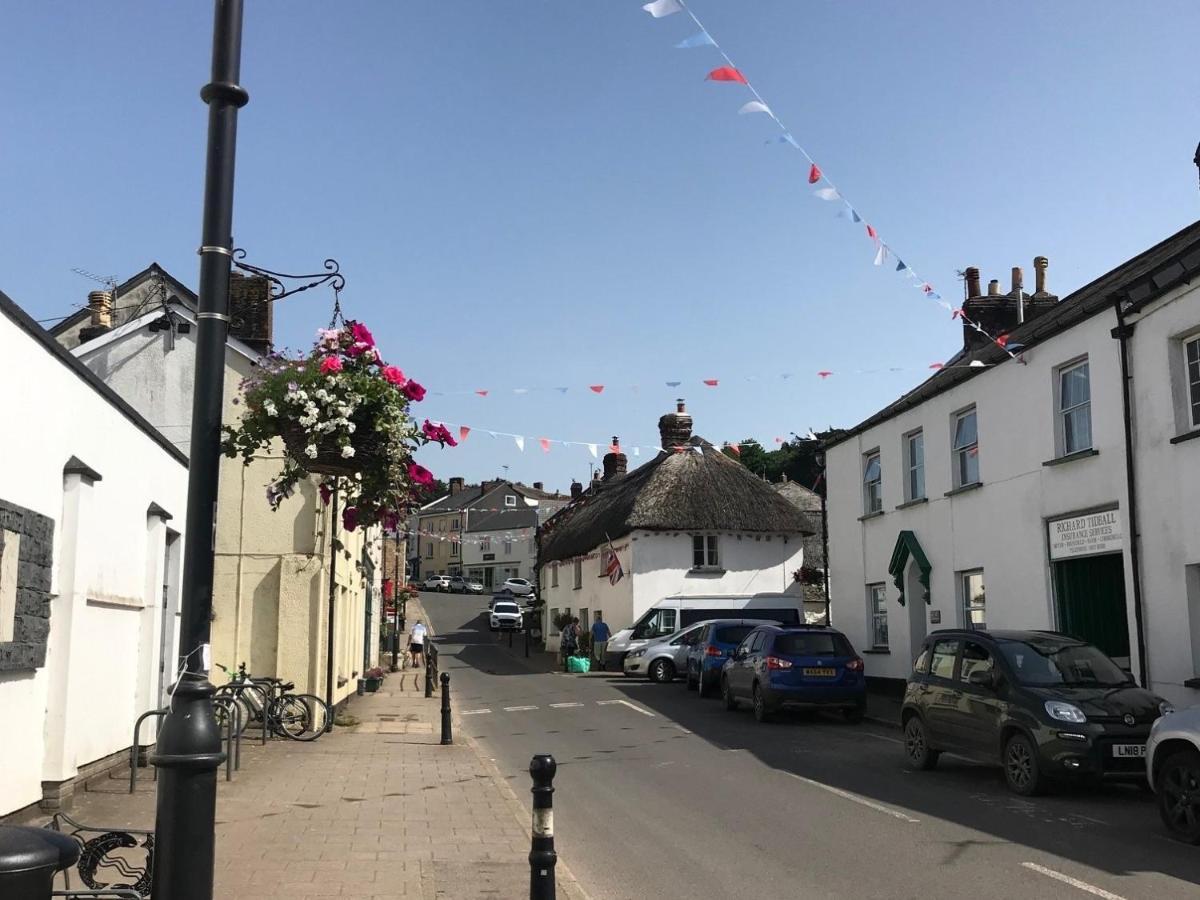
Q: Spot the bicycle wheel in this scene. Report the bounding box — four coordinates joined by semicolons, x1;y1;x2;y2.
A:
275;694;331;741
212;689;250;738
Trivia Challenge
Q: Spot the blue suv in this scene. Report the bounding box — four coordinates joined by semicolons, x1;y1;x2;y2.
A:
721;625;866;723
686;619;777;698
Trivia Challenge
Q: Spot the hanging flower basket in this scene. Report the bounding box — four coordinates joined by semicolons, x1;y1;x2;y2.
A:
222;319;456;530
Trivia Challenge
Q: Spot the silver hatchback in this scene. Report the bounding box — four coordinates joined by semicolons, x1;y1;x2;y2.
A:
623;622;708;683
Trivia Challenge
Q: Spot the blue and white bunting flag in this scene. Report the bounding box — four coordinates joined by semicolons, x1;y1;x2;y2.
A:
738;100;771;116
675;31;716;49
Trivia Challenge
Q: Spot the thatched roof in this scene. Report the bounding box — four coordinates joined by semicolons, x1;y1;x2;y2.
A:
539;438;814;564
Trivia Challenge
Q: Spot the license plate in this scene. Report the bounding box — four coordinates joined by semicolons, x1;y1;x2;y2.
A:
802;667;837;677
1112;743;1146;758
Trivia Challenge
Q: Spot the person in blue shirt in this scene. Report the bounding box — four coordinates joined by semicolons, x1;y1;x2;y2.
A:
591;613;612;671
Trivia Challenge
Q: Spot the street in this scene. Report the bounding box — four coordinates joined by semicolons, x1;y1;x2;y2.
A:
419;592;1200;900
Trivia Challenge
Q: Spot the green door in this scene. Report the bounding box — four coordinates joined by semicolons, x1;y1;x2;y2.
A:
1052;553;1130;663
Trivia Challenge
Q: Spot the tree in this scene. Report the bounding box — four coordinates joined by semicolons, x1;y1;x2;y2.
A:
721;429;846;497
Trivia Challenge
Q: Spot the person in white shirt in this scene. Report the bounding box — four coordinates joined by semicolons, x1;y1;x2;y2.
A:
409;620;427;669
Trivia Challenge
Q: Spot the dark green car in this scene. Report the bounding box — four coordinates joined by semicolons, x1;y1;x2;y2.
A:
901;629;1172;796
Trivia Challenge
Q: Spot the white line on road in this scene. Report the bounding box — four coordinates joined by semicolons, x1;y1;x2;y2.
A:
784;773;919;823
1021;863;1127;900
460;709;492;716
503;705;539;712
614;699;655;717
595;700;622;705
550;702;584;709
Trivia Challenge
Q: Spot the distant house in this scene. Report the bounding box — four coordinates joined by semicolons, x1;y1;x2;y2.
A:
1;288;188;818
538;401;813;649
55;264;383;710
774;477;828;623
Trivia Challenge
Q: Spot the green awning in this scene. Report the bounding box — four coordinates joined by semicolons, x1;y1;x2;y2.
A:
889;530;931;606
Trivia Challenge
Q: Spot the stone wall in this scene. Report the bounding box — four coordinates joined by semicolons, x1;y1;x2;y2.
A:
0;498;54;672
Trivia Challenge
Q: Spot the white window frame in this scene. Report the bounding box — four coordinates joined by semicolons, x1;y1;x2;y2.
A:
480;537;491;553
692;534;719;569
867;583;888;649
1185;334;1200;430
904;430;924;502
952;408;979;488
505;495;517;507
958;569;986;630
503;538;512;555
1057;358;1092;455
551;564;559;588
425;543;433;559
573;559;582;589
863;451;882;514
450;540;460;557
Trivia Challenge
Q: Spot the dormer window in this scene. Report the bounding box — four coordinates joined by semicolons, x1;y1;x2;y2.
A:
505;495;516;507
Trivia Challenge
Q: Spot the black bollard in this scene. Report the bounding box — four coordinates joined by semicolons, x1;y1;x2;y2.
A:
525;624;530;658
425;658;433;698
0;825;81;899
528;754;557;900
440;672;453;745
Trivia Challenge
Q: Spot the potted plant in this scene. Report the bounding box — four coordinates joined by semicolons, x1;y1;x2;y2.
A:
363;666;386;692
221;320;456;531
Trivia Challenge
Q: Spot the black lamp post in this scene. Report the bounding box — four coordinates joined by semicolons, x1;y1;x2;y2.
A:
814;446;831;626
391;521;400;671
150;2;247;897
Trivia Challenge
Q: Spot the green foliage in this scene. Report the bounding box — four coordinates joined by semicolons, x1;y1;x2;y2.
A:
722;430;846;496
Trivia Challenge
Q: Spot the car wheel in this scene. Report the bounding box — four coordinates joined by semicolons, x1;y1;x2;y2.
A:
752;684;772;723
1003;732;1046;796
697;670;711;699
903;716;939;771
1157;748;1200;844
843;703;866;724
649;659;674;684
685;664;697;691
722;676;737;711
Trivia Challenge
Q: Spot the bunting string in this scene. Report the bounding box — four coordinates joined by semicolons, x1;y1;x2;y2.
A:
643;0;1020;359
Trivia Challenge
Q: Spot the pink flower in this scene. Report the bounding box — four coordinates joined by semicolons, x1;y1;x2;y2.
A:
320;356;343;375
382;365;407;387
422;419;457;447
342;506;359;532
403;380;426;402
407;462;434;486
349;321;375;348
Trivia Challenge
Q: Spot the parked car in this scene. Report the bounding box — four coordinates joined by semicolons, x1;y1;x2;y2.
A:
448;575;484;595
624;622;708;683
422;575;450;592
901;629;1172;796
720;625;865;722
1147;702;1199;842
502;577;534;596
686;619;778;697
489;599;523;632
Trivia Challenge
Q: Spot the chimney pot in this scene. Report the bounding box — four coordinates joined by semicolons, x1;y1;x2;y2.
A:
1034;256;1049;294
533;481;543;491
965;267;981;298
570;481;583;499
228;272;274;354
88;290;113;328
659;399;693;449
448;476;465;495
602;435;628;480
987;279;1001;296
1011;266;1024;295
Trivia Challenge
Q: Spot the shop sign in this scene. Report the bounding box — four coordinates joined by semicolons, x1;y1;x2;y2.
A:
1048;509;1122;560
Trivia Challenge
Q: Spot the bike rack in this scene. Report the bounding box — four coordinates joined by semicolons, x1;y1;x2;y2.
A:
217;680;271;746
211;696;241;780
128;710;167;794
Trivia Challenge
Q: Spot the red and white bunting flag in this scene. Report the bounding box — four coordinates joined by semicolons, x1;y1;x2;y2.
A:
588;444;598;458
706;66;748;84
996;334;1010;348
589;385;604;394
727;442;741;456
929;362;944;370
814;187;840;201
641;0;682;17
873;243;888;266
475;389;489;397
774;436;784;444
459;426;470;442
866;224;878;240
808;163;822;184
514;435;525;452
539;437;551;453
817;370;833;379
703;379;718;387
738;100;771;116
951;308;965;320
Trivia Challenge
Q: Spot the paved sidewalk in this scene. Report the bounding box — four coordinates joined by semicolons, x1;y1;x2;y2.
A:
41;599;587;899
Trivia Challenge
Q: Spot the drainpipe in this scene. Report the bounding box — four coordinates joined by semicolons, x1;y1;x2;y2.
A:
815;447;831;626
1112;298;1149;687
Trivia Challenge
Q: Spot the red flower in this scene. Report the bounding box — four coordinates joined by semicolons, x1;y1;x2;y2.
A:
382;365;407;387
422;419;458;447
320;356;343;374
403;380;426;402
342;506;359;532
348;321;375;348
408;462;434;486
319;483;333;506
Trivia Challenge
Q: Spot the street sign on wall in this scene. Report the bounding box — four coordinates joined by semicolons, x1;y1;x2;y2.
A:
1048;509;1123;560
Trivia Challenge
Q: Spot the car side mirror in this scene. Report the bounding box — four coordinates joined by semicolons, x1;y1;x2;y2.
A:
967;669;995;689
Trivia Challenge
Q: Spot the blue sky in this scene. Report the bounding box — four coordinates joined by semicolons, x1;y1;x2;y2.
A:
4;1;1198;492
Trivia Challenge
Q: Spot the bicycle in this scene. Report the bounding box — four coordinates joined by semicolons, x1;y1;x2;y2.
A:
213;662;331;741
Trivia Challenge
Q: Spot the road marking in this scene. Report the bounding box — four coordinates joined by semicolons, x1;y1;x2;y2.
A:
461;709;491;716
614;699;656;717
503;705;539;712
1021;863;1126;900
550;702;584;709
784;773;919;823
596;700;622;705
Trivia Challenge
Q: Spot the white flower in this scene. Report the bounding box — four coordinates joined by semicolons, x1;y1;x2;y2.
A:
305;445;318;459
340;445;356;459
346;422;356;433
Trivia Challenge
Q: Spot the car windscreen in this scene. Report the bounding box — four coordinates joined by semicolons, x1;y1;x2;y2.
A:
999;639;1130;686
713;625;756;645
493;603;519;614
774;633;852;657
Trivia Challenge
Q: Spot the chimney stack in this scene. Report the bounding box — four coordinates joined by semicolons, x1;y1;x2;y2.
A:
78;290;114;343
570;481;583;500
448;476;465;495
1010;266;1023;295
533;481;543;491
987;279;1001;297
602;436;628;481
965;267;981;298
658;399;693;450
228;272;273;355
1034;256;1049;296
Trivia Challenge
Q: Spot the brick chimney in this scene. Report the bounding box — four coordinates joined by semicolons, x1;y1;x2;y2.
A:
532;481;544;491
228;273;273;355
602;436;628;481
960;258;1058;351
570;481;583;499
78;290;114;343
658;399;693;450
448;476;465;495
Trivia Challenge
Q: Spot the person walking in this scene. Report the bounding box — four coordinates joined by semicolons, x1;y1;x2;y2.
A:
409;619;427;669
591;612;611;671
559;616;579;672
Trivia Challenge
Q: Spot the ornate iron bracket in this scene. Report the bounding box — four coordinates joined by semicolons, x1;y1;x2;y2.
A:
231;251;345;303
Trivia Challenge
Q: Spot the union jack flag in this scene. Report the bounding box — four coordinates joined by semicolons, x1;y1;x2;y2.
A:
603;535;625;585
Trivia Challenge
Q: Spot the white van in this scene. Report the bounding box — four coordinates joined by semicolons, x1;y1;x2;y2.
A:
607;594;804;670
